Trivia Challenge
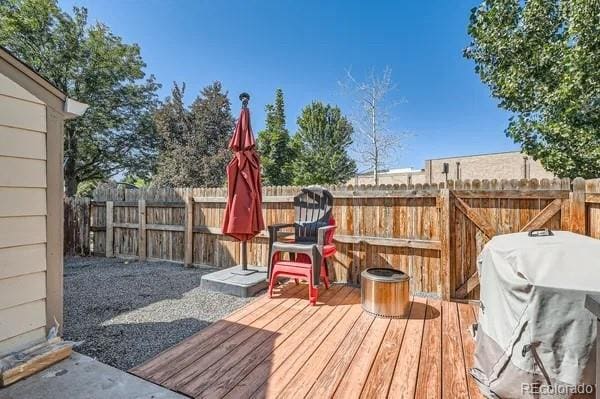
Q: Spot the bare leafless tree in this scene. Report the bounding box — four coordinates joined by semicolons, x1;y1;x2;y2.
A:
339;67;406;186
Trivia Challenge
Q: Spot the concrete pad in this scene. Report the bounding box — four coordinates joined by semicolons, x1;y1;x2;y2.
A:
0;352;185;399
201;264;268;297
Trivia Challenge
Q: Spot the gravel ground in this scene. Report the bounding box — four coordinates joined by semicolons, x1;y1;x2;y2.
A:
63;257;255;371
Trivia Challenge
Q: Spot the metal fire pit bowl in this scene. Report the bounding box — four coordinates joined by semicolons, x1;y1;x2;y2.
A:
361;268;410;318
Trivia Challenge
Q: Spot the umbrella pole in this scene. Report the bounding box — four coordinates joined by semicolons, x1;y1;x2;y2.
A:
241;240;247;271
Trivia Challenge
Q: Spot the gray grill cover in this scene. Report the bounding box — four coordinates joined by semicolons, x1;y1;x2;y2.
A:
471;231;600;398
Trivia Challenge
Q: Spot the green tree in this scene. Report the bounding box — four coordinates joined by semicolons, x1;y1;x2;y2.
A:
291;102;356;185
153;82;234;187
465;0;600;178
256;89;294;185
122;175;150;189
0;0;160;195
190;82;235;186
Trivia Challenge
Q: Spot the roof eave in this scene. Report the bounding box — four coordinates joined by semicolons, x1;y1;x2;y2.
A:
64;97;89;119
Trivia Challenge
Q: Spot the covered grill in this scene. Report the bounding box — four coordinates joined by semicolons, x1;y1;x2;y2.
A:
471;230;600;398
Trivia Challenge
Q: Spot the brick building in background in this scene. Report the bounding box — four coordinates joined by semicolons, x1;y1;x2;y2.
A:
350;151;555;186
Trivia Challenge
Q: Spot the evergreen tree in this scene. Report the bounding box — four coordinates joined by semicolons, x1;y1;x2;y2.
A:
152;83;191;186
291;102;356;185
154;82;234;187
190;82;235;186
256;89;294;185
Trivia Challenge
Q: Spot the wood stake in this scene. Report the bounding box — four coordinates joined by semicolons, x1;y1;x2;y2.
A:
184;193;193;266
570;177;586;234
105;201;114;258
138;199;146;261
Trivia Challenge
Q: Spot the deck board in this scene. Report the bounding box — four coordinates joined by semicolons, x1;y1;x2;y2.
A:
306;310;374;398
442;301;469;399
360;314;409;398
131;284;484;399
415;299;442;399
178;295;311;396
275;296;364;398
225;288;357;399
333;316;390;398
256;289;362;399
458;302;484;399
195;285;350;398
165;293;307;391
130;283;305;381
388;296;427;399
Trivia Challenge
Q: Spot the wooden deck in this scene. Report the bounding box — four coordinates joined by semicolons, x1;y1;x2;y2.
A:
131;283;483;399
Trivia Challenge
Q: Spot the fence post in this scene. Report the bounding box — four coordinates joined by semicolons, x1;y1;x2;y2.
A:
184;193;194;266
138;199;146;261
570;177;586;234
83;198;91;255
439;189;452;300
560;198;571;230
63;197;71;256
106;201;114;258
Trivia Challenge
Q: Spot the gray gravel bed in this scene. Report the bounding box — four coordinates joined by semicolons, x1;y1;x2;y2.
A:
63;256;255;371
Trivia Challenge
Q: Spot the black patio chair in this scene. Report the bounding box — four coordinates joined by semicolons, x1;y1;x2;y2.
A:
267;186;336;304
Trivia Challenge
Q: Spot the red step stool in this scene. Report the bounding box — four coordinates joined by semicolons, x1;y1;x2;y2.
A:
268;247;335;305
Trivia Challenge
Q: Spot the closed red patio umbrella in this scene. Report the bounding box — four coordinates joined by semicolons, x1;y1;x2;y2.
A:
222;93;265;271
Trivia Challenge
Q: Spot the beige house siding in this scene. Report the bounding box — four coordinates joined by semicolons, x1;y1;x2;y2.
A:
0;157;46;187
0;71;48;355
0;188;46;216
0;126;46;160
0;244;46;280
0;72;45;104
0;327;46;357
0;300;46;348
0;47;84;357
0;94;46;132
0;272;46;311
0;216;46;248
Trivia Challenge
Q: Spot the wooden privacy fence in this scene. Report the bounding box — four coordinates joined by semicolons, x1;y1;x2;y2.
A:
68;178;600;300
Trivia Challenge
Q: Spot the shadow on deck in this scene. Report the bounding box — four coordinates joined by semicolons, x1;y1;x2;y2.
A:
130;283;483;399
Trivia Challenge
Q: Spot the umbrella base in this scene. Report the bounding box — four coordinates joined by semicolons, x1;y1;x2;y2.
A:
231;268;258;276
201;264;268;297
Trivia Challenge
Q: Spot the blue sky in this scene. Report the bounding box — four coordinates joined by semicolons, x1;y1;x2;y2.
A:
59;0;518;171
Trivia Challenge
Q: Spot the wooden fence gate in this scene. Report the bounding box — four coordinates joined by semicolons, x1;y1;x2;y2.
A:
444;178;591;300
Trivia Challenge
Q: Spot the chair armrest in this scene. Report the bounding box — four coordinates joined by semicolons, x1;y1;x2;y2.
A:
317;225;337;246
268;223;296;233
268;224;296;249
